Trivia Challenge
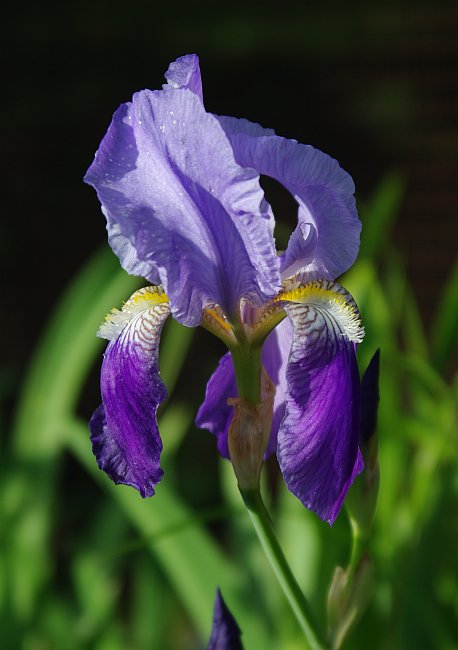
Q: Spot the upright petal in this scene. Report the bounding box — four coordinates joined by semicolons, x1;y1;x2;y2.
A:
90;287;170;496
217;116;361;280
195;318;293;458
277;280;364;524
85;85;280;327
208;589;243;650
164;53;203;101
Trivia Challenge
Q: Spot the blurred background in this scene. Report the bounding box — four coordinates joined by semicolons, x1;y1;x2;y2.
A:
1;1;457;649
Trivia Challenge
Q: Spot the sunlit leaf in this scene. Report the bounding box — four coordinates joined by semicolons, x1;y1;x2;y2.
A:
431;259;458;373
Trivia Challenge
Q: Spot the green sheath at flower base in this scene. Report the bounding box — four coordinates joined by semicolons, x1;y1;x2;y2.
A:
227;364;275;491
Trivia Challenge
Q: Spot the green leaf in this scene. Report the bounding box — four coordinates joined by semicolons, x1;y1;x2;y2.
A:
8;248;140;620
431;259;458;373
64;418;272;649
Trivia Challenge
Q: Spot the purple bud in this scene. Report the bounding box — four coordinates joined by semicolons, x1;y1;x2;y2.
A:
208;589;243;650
360;349;380;445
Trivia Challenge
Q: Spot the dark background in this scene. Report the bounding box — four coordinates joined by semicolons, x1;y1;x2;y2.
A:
3;0;458;376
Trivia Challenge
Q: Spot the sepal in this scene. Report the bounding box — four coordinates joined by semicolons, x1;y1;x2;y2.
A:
277;277;364;524
90;286;170;496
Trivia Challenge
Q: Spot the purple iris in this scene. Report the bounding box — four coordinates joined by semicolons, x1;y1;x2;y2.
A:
84;54;364;525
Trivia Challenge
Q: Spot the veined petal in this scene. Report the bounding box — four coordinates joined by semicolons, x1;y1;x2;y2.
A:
164;53;203;101
217;116;361;280
85;83;280;327
195;352;235;459
106;221;161;284
195;318;293;458
90;287;170;496
277;280;364;525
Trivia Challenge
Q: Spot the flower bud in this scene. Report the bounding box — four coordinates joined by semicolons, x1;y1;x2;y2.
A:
346;350;381;536
327;555;374;649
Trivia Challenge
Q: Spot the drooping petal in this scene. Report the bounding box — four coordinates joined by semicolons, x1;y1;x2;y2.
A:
85;83;280;327
195;351;236;459
208;589;243;650
164;53;203;101
90;287;170;496
277;280;364;525
217;116;361;280
195;318;292;458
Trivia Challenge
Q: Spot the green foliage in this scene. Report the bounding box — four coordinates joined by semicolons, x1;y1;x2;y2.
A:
1;175;457;649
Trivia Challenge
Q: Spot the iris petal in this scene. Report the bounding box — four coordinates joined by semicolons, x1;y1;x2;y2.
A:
195;352;235;459
90;287;170;497
277;280;364;525
164;53;203;101
217;116;361;280
85;85;280;327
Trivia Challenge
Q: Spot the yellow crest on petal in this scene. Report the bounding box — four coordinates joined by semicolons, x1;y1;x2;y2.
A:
98;286;170;341
277;279;364;344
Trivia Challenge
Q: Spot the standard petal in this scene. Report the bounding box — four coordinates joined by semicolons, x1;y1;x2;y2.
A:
195;318;292;458
218;116;361;280
85;86;280;327
164;53;203;101
277;280;364;525
90;287;170;496
208;589;243;650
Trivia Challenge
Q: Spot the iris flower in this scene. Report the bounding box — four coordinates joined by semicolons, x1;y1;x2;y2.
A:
84;54;364;525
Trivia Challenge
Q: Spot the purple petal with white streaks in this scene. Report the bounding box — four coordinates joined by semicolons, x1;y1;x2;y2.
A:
277;302;363;525
217;116;361;281
90;304;169;496
85;83;280;327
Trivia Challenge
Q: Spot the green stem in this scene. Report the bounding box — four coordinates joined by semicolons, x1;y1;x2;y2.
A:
241;488;327;650
348;519;367;576
230;345;262;405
